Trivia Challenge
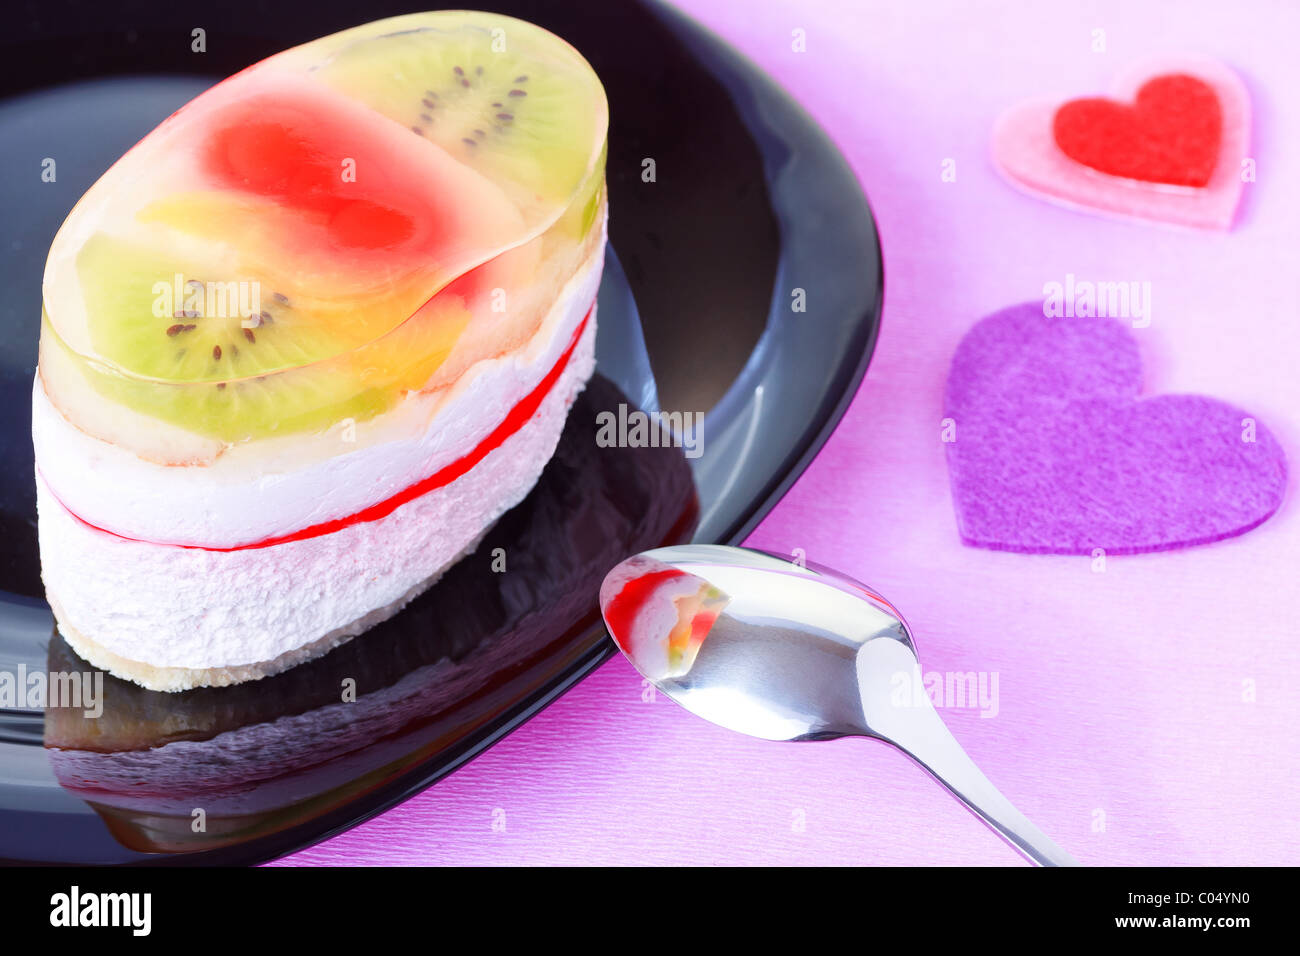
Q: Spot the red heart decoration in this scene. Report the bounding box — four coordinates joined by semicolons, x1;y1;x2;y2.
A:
1052;74;1222;187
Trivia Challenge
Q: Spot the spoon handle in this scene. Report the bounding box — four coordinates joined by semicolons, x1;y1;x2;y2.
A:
887;702;1079;866
857;645;1079;866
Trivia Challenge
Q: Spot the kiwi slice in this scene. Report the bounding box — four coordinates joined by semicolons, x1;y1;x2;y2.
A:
312;15;606;212
46;289;471;444
61;232;474;441
44;312;392;442
77;233;367;384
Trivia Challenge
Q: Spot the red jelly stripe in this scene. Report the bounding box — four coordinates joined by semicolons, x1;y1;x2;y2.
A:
601;568;686;655
60;306;592;553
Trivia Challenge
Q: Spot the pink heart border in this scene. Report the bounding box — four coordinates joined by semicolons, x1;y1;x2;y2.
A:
992;55;1251;230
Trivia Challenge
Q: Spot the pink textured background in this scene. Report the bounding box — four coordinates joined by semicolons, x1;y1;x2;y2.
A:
273;0;1300;865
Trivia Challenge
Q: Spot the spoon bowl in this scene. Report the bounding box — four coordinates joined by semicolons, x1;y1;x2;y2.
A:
599;544;1078;866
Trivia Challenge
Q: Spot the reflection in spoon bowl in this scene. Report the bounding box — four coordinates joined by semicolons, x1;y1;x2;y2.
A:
598;553;730;682
43;375;697;854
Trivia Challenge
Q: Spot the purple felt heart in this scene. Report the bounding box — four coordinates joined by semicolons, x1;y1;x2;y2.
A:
944;303;1288;554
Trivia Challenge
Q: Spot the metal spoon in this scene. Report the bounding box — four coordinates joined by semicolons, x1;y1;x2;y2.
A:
599;544;1078;866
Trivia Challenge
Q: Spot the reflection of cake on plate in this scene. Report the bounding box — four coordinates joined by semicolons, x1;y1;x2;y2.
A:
32;13;608;691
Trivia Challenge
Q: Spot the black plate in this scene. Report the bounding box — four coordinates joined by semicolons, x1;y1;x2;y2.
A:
0;0;881;864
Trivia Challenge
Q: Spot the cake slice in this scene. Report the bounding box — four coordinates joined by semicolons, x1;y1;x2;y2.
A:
41;376;700;853
33;12;609;691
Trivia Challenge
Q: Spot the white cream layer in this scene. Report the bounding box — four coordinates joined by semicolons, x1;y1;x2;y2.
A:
33;240;604;549
38;313;597;675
